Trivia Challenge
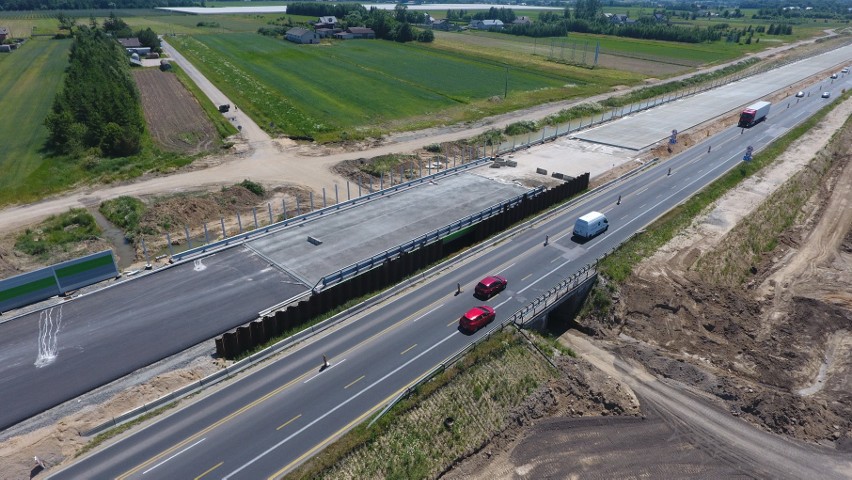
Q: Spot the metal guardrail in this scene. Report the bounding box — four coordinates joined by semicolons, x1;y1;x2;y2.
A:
313;185;546;292
171;157;493;262
489;50;837;158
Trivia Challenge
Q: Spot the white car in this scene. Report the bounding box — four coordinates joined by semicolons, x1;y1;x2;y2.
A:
830;73;838;79
821;92;831;99
843;67;850;74
795;91;805;98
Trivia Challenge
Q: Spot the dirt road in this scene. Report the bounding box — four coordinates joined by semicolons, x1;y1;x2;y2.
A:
0;33;839;233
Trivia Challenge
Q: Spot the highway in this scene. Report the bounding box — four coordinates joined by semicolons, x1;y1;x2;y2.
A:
0;247;306;432
50;74;852;479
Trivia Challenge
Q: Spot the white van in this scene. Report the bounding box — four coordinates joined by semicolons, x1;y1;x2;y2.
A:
573;211;608;239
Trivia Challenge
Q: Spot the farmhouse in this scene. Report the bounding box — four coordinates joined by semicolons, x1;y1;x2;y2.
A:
315;28;339;38
605;13;635;25
469;19;504;30
334;27;376;40
286;27;320;44
0;26;9;42
432;19;455;31
315;16;338;29
117;37;142;48
513;16;532;25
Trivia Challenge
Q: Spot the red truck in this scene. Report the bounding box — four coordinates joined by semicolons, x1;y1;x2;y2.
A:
738;101;771;128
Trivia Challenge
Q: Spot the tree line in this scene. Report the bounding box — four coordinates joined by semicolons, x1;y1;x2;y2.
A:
0;0;196;10
265;3;433;43
45;27;146;157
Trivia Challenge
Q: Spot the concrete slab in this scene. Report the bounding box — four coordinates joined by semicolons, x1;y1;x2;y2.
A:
478;139;637;187
574;43;852;150
246;173;529;286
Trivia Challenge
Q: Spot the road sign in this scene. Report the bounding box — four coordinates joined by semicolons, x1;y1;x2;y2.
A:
743;145;753;162
669;129;678;144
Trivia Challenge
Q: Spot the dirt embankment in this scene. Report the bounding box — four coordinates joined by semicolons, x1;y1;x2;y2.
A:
583;99;852;448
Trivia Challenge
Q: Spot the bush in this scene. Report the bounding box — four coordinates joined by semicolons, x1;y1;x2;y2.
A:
239;179;265;196
15;208;101;258
424;143;442;153
100;196;147;241
504;120;537;136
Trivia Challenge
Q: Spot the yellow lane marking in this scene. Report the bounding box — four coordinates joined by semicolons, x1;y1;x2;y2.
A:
267;377;423;479
521;273;532;281
400;344;417;355
121;288;446;478
447;319;458;327
276;414;302;431
194;461;223;480
118;369;313;479
345;375;365;389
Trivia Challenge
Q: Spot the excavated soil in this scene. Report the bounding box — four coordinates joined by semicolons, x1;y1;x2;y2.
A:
585;100;852;448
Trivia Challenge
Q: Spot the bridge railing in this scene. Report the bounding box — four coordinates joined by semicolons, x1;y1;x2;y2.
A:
313;185;546;292
172;157;493;262
368;262;598;426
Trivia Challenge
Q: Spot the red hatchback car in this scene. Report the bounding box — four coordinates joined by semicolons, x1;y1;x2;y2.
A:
474;275;508;299
459;306;496;332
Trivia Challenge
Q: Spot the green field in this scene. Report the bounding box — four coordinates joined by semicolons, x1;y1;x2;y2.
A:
169;33;581;141
0;37;71;197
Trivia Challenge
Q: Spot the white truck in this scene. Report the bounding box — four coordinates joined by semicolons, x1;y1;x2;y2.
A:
737;101;771;128
573;211;608;239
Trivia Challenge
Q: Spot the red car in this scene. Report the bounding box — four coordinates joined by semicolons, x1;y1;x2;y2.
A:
459;306;496;332
474;275;508;299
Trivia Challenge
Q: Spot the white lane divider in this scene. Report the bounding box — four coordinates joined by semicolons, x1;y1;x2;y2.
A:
303;358;347;384
494;296;514;310
222;330;459;479
142;438;206;475
412;304;443;323
517;259;572;295
495;262;516;275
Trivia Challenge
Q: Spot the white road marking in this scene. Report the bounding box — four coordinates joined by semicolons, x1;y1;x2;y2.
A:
223;330;459;479
303;359;347;383
636;187;648;195
193;259;206;272
142;438;206;474
495;262;516;275
494;296;514;310
517;259;572;295
35;306;63;368
412;304;443;323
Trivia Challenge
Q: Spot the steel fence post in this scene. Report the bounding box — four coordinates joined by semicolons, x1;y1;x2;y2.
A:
184;225;192;248
252;208;258;229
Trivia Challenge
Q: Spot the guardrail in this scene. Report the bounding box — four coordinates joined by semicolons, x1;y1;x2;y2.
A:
313;185;546;292
369;262;599;426
171;157;493;262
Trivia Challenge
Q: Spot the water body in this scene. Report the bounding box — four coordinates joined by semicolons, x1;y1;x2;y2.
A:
89;208;137;271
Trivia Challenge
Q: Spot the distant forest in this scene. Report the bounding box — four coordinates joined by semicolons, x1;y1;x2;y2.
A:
0;0;197;10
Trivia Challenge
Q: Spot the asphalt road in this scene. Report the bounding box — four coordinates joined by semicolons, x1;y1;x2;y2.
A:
50;76;852;479
0;247;307;432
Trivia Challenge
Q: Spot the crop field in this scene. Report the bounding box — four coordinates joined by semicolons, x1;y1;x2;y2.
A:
0;37;71;204
168;33;577;141
435;30;691;76
133;68;220;154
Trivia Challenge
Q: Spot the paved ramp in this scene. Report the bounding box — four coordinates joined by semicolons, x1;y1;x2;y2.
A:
574;43;852;150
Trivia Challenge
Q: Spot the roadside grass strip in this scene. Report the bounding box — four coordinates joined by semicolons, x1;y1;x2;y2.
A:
289;331;558;479
598;90;852;284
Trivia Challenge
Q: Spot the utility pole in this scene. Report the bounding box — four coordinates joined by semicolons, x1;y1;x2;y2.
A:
504;66;509;99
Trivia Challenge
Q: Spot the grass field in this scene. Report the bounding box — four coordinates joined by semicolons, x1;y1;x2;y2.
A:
0;37;71;198
169;33;583;141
